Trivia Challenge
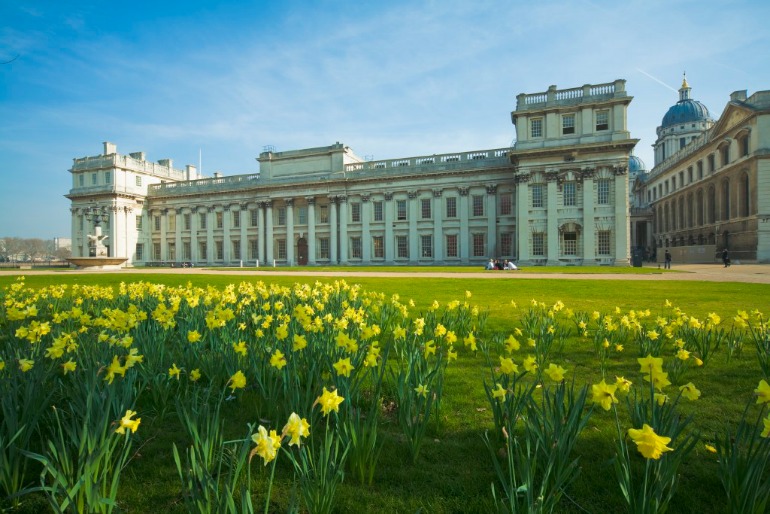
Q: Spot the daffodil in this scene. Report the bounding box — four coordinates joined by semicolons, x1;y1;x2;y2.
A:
18;359;34;373
190;368;202;382
591;380;618;411
679;382;701;401
504;334;520;353
414;384;429;398
229;370;246;392
545;363;566;382
282;413;310;447
762;414;770;438
333;357;354;377
755;380;770;404
168;363;181;380
62;359;77;375
104;356;126;384
628;424;673;460
233;340;248;357
615;376;632;393
463;332;477;351
292;334;307;351
654;392;669;406
315;387;344;416
250;425;281;465
187;330;202;343
523;355;538;372
270;350;287;370
704;444;717;453
115;409;141;435
499;355;518;375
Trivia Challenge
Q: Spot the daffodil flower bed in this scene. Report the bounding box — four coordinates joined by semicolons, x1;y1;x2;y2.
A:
1;276;770;513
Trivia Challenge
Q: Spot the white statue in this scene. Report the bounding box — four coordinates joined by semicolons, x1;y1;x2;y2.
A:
87;225;110;257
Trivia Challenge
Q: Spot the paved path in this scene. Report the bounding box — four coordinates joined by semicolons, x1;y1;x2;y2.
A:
6;264;770;284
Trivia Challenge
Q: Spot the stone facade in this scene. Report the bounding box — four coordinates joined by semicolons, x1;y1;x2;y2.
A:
66;80;637;267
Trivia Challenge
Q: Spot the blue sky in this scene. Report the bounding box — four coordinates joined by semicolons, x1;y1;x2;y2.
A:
2;0;769;239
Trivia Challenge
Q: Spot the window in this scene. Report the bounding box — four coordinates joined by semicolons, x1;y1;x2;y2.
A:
168;243;176;261
531;184;544;208
562;232;577;255
183;242;191;260
472;195;484;217
249;240;258;260
687;167;693;184
421;235;432;258
276;239;286;260
500;232;513;256
741;135;750;157
421;198;431;219
277;207;286;226
707;154;715;173
596;110;609;131
499;194;512;215
373;236;384;258
135;243;144;261
79;175;84;186
721;144;730;166
396;199;407;220
446;235;458;258
216;211;223;229
532;233;545;256
319;237;330;259
563;182;576;206
697;161;703;179
446;197;457;218
105;171;111;183
184;213;191;230
92;173;97;185
215;241;224;260
298;206;308;225
153;242;161;261
351;237;362;258
136;176;142;187
679;137;686;149
199;241;207;260
597;231;611;255
396;235;409;258
233;241;241;260
168;213;176;232
472;233;485;257
530;118;543;138
199;212;207;229
136;215;143;230
351;202;361;223
319;205;329;223
562;114;575;135
233;210;240;228
154;215;161;231
597;180;610;205
250;209;258;227
373;201;383;222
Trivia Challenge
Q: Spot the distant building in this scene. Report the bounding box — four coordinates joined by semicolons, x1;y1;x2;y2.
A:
53;237;71;251
66;80;638;267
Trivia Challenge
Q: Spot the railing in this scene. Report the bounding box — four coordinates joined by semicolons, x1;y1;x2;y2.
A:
71;154;187;180
149;174;260;196
344;148;511;173
68;184;145;196
517;80;624;110
649;128;713;179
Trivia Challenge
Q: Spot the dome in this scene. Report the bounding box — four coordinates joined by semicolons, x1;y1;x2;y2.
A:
628;155;646;173
661;99;713;128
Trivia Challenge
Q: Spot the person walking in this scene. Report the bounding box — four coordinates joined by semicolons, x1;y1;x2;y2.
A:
664;250;671;269
722;248;731;267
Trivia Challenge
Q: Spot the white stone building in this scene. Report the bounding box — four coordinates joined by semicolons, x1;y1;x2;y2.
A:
66;80;637;267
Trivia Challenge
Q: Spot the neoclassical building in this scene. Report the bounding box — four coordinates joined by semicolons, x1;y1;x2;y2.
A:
635;79;770;263
66;80;637;267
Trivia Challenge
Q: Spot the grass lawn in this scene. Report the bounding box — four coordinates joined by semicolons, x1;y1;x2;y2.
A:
1;272;768;513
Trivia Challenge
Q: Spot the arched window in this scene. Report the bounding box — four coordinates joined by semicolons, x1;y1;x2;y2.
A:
721;178;730;221
707;185;716;224
696;189;704;226
740;172;750;217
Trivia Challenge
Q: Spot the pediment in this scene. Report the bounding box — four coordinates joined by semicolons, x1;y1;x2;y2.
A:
711;102;754;137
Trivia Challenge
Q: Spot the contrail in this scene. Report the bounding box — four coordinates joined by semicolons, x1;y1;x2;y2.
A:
636;68;677;92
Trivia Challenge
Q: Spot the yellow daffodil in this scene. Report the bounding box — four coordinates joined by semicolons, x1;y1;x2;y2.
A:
492;383;506;402
333;357;354;377
676;348;690;361
615;376;632;393
704;444;717;453
282;413;310;447
762;414;770;438
250;425;281;465
104;356;126;384
679;382;701;401
523;355;538;372
292;334;307;352
229;370;246;392
545;363;566;382
190;368;201;382
424;340;436;359
168;363;181;380
755;380;770;404
18;358;34;373
187;330;202;343
504;335;520;353
62;359;77;375
527;338;536;347
638;354;664;375
447;346;458;362
499;355;518;375
115;409;141;435
463;332;477;351
628;424;673;460
414;384;429;398
270;350;287;370
591;380;618;411
654;393;669;406
315;387;344;416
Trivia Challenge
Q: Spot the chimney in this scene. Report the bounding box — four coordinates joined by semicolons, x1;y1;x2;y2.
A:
103;142;117;155
185;165;197;180
730;90;747;102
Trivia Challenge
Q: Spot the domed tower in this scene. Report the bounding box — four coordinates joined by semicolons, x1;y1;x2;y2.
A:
653;75;714;166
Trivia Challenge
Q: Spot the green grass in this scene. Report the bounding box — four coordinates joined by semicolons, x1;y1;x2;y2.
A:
1;272;768;513
203;264;677;274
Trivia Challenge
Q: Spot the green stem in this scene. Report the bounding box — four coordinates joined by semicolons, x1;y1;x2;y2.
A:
263;454;278;514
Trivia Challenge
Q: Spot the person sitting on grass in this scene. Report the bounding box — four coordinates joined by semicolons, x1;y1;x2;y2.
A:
485;259;495;270
504;259;518;270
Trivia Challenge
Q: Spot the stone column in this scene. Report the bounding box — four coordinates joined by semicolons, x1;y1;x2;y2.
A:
459;187;470;261
223;205;232;264
191;207;200;262
286;198;295;265
206;207;215;263
546;173;559;265
614;165;630;265
361;195;371;262
338;196;347;264
408;191;418;263
265;201;274;264
433;189;443;263
329;196;338;264
240;203;248;264
515;175;529;262
486;184;498;258
307;197;316;265
582;170;596;261
175;208;183;263
257;202;266;264
384;192;394;263
158;209;166;261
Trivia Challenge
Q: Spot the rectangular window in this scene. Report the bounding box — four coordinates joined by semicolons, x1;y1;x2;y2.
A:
396;235;409;258
697;161;703;179
183;241;191;260
472;233;485;257
597;180;610;205
687;167;693;184
319;205;329;223
373;236;384;258
351;237;362;258
532;184;544;208
741;135;750;157
562;114;575;135
79;175;85;186
421;198;431;219
351;202;361;223
184;213;191;230
563;232;577;255
277;207;286;226
199;212;207;229
298;206;308;225
136;215;143;230
249;239;258;260
532;233;545;256
319;237;330;259
233;210;240;228
499;194;512;215
708;154;715;173
276;239;286;259
135;243;144;261
250;209;258;227
596;110;609;131
373;201;383;222
530;118;543;138
168;243;176;261
92;173;97;185
396;199;407;220
104;171;111;183
679;171;684;187
420;235;432;258
446;234;458;258
472;195;484;217
199;241;207;260
215;241;224;260
598;231;611;255
136;176;142;187
153;242;161;261
168;213;176;232
721;145;730;166
216;211;223;229
446;197;457;218
233;241;241;260
154;215;161;231
563;182;576;206
500;232;513;256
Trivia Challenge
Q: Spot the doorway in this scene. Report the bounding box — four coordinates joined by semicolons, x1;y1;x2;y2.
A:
297;238;308;265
